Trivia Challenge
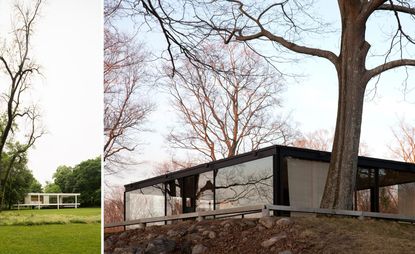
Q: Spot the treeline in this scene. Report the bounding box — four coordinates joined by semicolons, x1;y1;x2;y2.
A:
45;157;101;207
2;156;101;209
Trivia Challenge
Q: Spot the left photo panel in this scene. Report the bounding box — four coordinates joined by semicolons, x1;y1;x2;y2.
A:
0;1;102;254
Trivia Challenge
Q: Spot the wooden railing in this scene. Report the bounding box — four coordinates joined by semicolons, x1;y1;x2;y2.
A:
104;204;415;230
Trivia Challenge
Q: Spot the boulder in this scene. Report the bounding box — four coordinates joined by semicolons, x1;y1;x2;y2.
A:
208;231;216;239
146;233;156;240
201;230;216;239
113;247;143;254
187;233;203;243
180;240;192;254
257;225;266;231
276;218;293;227
244;219;257;228
119;231;129;239
187;224;198;234
261;232;287;248
167;229;180;238
192;244;208;254
145;236;176;254
258;216;277;229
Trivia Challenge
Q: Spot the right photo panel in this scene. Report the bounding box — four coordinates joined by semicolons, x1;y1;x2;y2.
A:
104;1;415;254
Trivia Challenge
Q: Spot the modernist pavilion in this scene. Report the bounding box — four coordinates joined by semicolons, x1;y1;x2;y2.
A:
124;145;415;223
16;193;80;209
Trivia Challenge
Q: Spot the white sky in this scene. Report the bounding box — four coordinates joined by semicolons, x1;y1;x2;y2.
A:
107;1;415;187
0;0;102;185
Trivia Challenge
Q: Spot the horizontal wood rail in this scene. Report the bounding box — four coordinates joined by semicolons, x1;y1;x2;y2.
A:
105;205;264;228
265;205;415;223
104;204;415;229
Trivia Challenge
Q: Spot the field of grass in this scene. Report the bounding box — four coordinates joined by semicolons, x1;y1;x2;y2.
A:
0;208;101;254
0;207;101;226
0;224;100;254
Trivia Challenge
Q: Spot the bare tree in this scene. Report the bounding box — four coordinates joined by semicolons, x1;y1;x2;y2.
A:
0;0;44;210
104;6;155;174
390;120;415;163
294;129;370;156
293;129;333;152
104;185;124;232
166;43;296;161
152;158;195;176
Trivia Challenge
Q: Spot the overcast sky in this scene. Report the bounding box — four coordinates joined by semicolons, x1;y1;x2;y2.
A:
107;1;415;187
0;0;102;185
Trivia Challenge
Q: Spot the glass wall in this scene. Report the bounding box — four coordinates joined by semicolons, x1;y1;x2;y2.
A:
215;157;273;209
125;184;165;221
123;149;415;221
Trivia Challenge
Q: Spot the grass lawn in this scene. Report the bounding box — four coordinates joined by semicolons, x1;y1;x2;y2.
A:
0;208;101;254
0;224;100;254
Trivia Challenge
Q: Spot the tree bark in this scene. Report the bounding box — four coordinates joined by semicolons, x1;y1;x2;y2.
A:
320;7;369;209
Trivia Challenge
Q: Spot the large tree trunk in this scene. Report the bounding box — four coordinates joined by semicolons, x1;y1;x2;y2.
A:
320;5;369;209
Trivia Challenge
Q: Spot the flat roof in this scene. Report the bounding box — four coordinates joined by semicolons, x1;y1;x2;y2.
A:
125;145;415;192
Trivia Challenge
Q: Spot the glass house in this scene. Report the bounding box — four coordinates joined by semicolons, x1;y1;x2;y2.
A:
124;145;415;223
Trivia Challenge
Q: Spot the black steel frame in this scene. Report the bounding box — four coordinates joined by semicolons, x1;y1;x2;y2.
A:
124;145;415;220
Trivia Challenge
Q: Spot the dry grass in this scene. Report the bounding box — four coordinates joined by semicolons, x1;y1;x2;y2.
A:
291;216;415;253
0;208;101;226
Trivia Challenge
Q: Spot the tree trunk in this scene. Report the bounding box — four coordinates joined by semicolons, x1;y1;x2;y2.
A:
0;180;3;212
320;7;369;209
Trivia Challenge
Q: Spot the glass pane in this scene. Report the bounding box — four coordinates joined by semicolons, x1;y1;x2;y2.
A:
378;168;415;215
379;185;398;213
355;189;371;211
166;180;182;216
196;171;214;211
354;168;374;211
125;184;165;221
215;157;273;209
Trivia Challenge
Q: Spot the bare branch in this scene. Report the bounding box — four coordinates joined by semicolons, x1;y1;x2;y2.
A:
378;3;415;15
367;59;415;80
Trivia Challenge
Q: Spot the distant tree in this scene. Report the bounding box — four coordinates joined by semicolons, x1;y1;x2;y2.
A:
44;182;61;193
104;186;124;232
72;157;101;207
152;158;195;176
53;166;75;193
29;179;42;193
294;129;333;152
0;0;45;210
390;120;415;163
167;44;296;161
48;157;101;207
2;152;40;209
294;129;370;156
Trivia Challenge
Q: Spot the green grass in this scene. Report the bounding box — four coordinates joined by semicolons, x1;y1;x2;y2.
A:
0;208;101;226
0;224;100;254
0;208;101;254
